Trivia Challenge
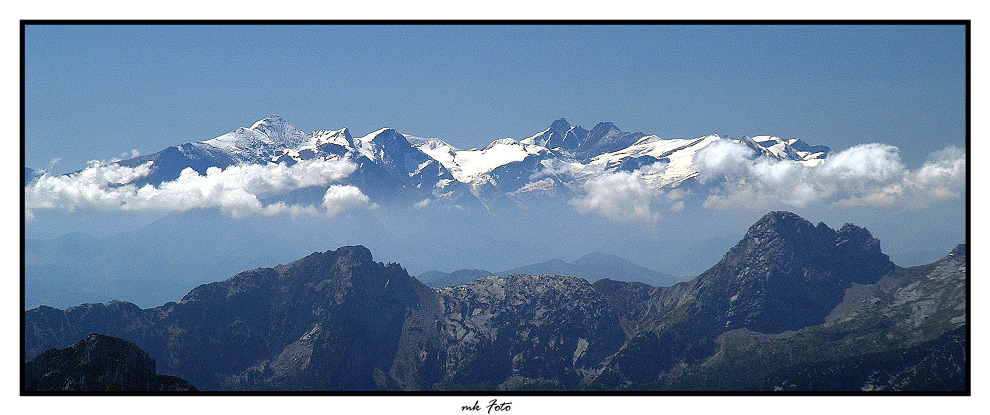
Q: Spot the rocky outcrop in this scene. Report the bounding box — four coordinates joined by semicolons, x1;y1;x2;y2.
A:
591;211;899;388
758;325;967;391
591;279;655;338
24;334;196;392
681;211;895;335
435;274;625;389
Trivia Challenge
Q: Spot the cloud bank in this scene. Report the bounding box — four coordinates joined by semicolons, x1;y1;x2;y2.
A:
25;158;372;218
572;142;965;222
25;142;965;224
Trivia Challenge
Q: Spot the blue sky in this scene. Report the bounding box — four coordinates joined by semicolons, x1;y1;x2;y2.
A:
25;24;966;173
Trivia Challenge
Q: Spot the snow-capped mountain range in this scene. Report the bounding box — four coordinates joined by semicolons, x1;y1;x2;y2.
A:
111;115;830;211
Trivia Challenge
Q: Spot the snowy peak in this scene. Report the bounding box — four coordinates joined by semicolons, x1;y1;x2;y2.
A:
249;114;287;131
202;127;273;161
483;138;520;151
561;125;590;148
248;114;309;149
201;115;311;163
442;136;546;183
549;118;571;132
786;138;830;155
523;118;587;151
588;121;620;137
358;128;415;156
312;128;354;149
741;135;830;165
353;128;455;186
406;135;458;152
576;122;645;158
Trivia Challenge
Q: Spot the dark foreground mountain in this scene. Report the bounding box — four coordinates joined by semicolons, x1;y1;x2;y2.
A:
24;246;621;390
23;212;966;392
658;242;967;391
24;333;196;392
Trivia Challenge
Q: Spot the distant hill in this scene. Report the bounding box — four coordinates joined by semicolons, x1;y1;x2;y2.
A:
417;269;493;288
498;251;676;287
418;252;675;288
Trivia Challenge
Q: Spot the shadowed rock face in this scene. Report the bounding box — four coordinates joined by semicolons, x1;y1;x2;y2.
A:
757;325;967;392
437;274;626;389
590;211;900;388
152;245;422;390
619;211;895;342
24;333;196;392
698;211;896;334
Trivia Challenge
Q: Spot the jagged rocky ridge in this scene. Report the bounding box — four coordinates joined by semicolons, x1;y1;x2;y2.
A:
23;212;966;391
24;333;196;392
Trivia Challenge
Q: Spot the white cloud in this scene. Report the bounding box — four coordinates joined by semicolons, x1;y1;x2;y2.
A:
693;140;758;183
261;202;322;217
831;184;904;208
904;145;966;202
322;185;374;216
570;170;661;223
25;160;155;211
817;143;905;193
572;142;966;221
528;158;581;182
25;157;366;218
692;142;965;211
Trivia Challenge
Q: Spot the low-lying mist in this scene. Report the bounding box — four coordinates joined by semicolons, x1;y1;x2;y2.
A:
23;194;964;310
